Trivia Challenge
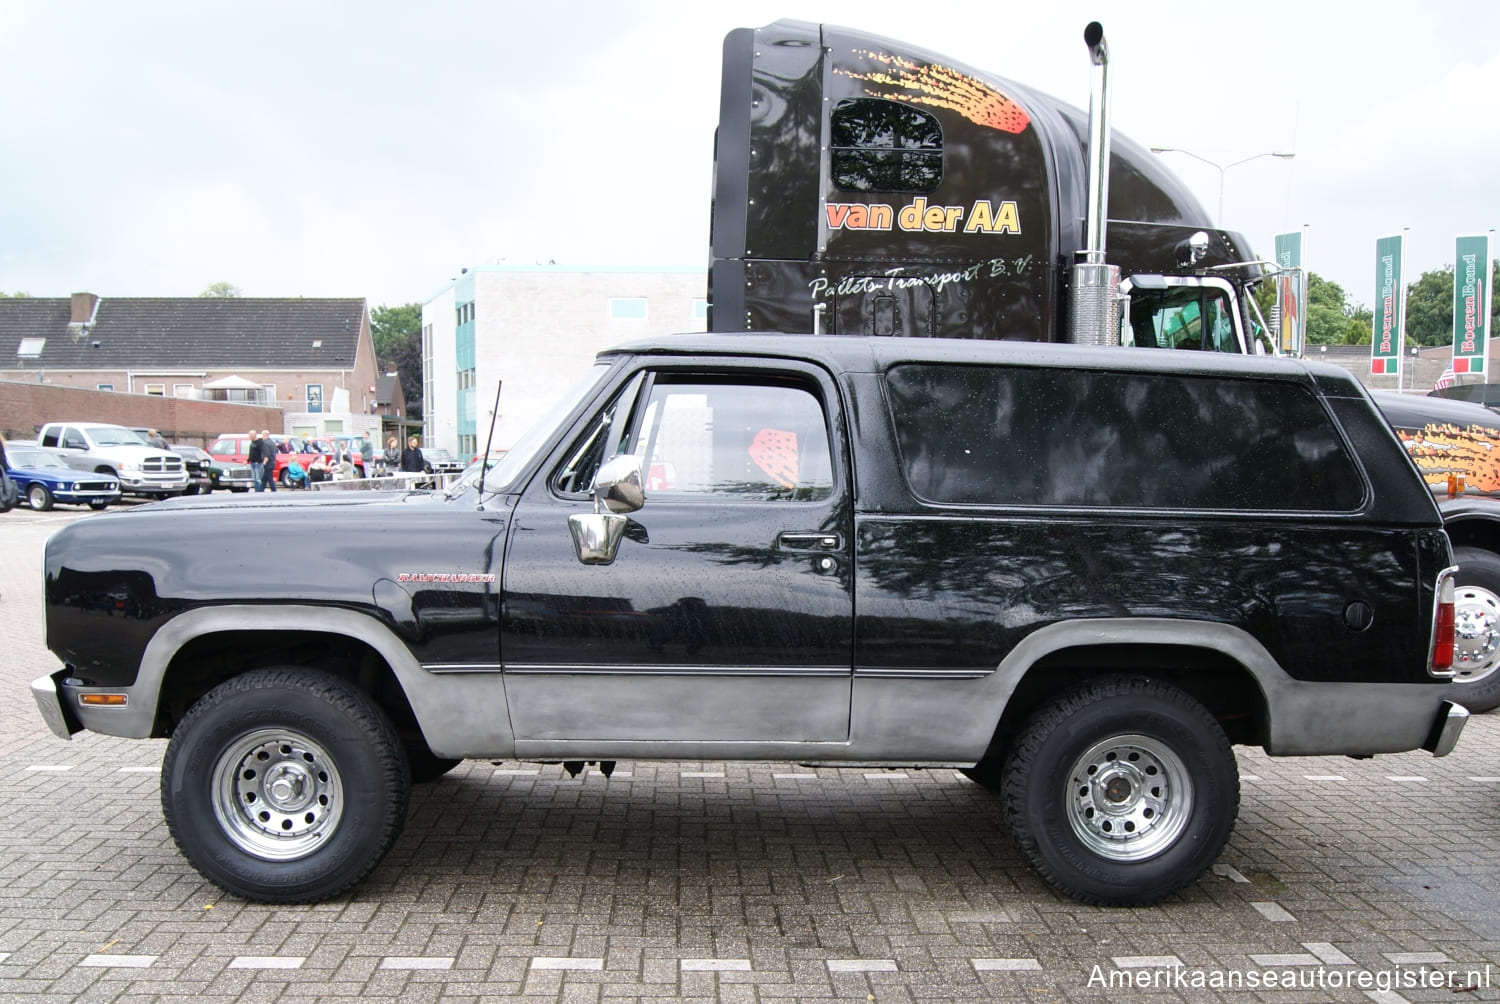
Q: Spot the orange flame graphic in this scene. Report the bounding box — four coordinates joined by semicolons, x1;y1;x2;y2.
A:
838;51;1030;134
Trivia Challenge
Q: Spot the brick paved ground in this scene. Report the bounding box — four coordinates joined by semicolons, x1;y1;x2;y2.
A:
2;505;1498;1002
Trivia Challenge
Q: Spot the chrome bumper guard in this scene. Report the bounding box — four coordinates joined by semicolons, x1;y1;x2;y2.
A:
31;672;80;740
1423;700;1469;758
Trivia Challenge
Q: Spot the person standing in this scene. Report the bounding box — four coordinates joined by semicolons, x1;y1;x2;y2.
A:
145;429;169;450
247;430;267;493
399;435;425;475
257;430;279;492
381;435;400;475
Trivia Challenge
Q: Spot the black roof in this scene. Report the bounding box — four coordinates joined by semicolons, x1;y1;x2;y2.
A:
603;332;1340;383
1;297;366;370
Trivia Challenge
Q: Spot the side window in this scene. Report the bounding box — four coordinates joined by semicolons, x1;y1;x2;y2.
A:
885;364;1364;511
63;428;88;450
830;98;942;194
552;374;834;502
1127;286;1242;353
634;380;832;501
40;428;59;447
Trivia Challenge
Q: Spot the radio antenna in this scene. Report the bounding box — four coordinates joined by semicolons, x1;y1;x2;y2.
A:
474;379;502;507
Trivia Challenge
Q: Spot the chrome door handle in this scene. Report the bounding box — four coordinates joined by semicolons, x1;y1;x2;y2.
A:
778;532;843;551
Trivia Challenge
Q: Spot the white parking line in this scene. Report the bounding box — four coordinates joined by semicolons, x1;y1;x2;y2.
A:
1468;776;1500;782
1303;774;1346;782
1212;864;1250;883
681;959;751;971
973;958;1041;971
827;959;898;973
1112;955;1183;968
679;771;724;778
863;772;909;779
380;957;454;970
229;957;304;969
530;957;603;971
1252;901;1297;922
1385;776;1426;782
1382;951;1448;965
1250;953;1320;966
1304;942;1357;965
25;765;73;772
773;773;818;779
79;955;155;968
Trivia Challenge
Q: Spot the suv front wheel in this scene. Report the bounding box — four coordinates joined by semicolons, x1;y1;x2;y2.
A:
1002;675;1239;906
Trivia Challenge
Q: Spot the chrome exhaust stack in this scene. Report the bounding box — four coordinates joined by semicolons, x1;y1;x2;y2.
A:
1068;21;1121;346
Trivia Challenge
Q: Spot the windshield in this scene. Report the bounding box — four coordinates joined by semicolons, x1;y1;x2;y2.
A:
465;362;612;494
92;427;148;446
10;448;66;468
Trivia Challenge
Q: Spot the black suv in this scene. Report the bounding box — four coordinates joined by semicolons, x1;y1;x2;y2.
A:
33;335;1465;907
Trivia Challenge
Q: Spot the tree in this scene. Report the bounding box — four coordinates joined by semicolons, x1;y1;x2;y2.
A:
199;281;242;298
1400;259;1500;348
371;302;423;421
1305;273;1351;346
0;291;30;298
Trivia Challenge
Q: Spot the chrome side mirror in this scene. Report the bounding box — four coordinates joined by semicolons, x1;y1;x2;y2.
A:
568;454;644;565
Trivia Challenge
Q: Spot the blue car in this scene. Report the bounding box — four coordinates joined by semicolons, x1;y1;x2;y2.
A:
6;445;121;511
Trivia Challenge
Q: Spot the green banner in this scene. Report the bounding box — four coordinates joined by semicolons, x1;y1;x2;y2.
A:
1274;232;1304;354
1453;234;1491;374
1371;235;1403;375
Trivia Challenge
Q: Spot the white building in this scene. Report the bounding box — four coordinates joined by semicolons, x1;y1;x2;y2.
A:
421;266;707;458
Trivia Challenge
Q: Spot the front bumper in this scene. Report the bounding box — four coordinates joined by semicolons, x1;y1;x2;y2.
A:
53;489;121;506
118;474;188;495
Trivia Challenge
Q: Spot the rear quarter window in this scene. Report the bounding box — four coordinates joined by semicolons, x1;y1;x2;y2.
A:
884;364;1364;511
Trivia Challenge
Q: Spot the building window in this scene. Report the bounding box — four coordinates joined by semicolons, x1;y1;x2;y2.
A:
18;336;45;359
457;368;476;389
306;384;324;413
96;383;114;391
830;98;943;193
144;383;165;396
610;298;647;320
456;302;475;325
173;383;195;398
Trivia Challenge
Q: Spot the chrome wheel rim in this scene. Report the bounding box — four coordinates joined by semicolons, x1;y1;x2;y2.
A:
1453;584;1500;685
1066;733;1191;862
212;728;343;861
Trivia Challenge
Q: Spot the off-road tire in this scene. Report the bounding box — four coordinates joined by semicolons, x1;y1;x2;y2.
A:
1448;546;1500;713
1001;675;1238;906
161;668;410;903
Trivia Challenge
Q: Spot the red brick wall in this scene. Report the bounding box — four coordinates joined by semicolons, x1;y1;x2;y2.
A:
0;380;284;447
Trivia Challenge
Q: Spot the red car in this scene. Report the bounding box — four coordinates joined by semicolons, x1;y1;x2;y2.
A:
207;434;328;488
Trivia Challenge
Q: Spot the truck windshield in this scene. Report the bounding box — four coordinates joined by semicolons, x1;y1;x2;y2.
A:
93;428;148;446
473;363;613;493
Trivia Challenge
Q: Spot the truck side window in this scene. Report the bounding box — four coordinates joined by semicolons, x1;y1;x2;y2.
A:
1128;287;1241;352
632;380;833;501
886;364;1363;511
554;374;644;497
830;98;942;194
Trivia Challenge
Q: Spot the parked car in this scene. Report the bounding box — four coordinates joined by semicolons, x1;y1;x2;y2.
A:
172;445;254;494
207;433;323;488
3;443;120;510
36;422;188;499
31;335;1465;908
304;438;366;477
421;447;464;475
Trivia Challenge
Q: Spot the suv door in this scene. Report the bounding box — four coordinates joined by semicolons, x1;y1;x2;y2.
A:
502;359;854;746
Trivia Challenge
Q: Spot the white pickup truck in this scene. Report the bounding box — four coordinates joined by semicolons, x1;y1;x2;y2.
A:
36;422;189;499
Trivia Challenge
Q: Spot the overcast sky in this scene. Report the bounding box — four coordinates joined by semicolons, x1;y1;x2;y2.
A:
3;1;1496;316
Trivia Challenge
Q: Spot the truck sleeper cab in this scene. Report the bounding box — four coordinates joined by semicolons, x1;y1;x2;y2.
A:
33;336;1463;908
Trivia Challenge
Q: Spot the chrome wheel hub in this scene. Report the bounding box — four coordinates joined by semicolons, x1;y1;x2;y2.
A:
1453;585;1500;684
1066;734;1192;862
212;729;343;860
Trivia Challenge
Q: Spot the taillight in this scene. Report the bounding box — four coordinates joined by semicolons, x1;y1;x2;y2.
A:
1430;570;1457;675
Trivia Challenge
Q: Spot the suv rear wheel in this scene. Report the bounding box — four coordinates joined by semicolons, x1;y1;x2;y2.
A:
1448;546;1500;713
1002;675;1238;906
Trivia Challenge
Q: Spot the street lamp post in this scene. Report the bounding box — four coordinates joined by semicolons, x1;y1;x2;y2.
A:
1148;148;1295;222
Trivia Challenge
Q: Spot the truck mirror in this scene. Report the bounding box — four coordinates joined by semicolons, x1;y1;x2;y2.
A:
567;454;645;565
593;453;645;515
